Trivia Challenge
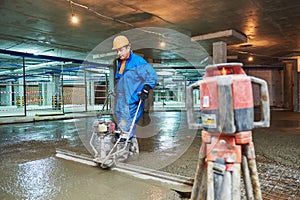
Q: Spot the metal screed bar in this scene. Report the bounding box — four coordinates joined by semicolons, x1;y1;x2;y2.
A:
55;148;193;192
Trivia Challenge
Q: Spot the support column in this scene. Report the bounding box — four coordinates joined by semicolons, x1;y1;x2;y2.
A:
38;83;44;106
283;60;297;111
213;41;227;64
297;57;300;72
16;78;24;107
86;80;91;107
84;68;87;112
191;29;247;65
42;82;46;106
6;82;13;106
145;58;155;111
155;92;158;102
45;82;52;106
51;74;62;110
294;59;299;112
109;64;116;111
90;81;95;106
0;86;5;106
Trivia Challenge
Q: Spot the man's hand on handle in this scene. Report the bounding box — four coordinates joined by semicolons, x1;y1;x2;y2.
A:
139;84;151;101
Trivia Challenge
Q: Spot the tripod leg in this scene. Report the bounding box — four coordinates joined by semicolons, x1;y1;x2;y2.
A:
198;168;207;200
232;163;241;200
248;159;262;200
245;144;263;200
219;170;231;200
207;161;214;200
191;144;206;200
213;159;226;200
214;172;223;199
242;155;254;200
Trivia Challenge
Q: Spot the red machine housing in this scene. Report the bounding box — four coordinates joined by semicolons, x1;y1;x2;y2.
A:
200;63;254;134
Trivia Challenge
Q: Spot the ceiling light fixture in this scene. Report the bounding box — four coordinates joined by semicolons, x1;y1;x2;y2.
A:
71;13;79;24
69;1;79;24
159;35;166;48
159;40;166;48
248;56;254;62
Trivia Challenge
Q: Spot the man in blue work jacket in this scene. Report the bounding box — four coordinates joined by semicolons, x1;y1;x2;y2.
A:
112;35;158;154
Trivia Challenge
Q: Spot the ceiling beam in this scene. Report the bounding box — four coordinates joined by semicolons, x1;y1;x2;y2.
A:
0;49;105;67
191;29;247;45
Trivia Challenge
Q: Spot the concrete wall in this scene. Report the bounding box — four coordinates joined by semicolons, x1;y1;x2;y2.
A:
246;69;284;108
298;72;300;110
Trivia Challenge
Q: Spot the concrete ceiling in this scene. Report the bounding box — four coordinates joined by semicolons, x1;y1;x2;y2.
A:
0;0;300;71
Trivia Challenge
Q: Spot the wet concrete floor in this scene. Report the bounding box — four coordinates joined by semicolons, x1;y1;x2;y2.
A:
0;112;195;200
0;110;299;199
1;156;178;200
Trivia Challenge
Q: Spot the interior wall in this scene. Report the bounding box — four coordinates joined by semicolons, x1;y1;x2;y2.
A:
245;68;284;109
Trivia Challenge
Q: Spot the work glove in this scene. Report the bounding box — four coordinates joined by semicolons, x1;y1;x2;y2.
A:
139;84;151;101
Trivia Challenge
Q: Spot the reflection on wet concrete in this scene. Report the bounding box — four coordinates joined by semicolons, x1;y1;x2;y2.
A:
0;156;174;200
1;157;63;199
138;112;183;152
0;112;196;199
132;112;197;170
0;119;81;147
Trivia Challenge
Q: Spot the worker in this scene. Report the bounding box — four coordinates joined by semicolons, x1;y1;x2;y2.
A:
112;35;158;152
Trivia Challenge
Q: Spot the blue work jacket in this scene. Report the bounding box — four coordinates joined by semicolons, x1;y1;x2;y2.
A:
115;51;158;133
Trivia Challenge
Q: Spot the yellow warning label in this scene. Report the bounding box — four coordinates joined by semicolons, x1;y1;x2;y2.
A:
202;114;217;128
204;118;215;124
